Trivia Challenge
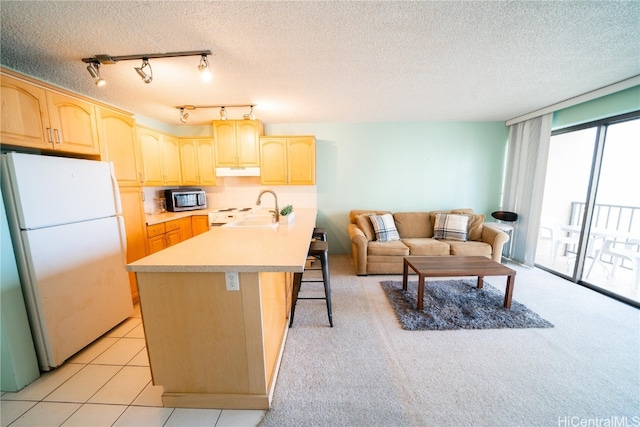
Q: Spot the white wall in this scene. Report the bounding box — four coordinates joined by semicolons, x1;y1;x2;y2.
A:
267;121;509;253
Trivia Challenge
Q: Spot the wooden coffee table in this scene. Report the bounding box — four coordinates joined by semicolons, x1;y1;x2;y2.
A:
402;256;517;310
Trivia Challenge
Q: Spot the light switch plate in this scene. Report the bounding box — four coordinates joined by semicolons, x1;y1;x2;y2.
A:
225;272;240;291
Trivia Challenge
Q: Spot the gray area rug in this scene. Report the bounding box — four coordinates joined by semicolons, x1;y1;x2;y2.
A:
380;279;554;330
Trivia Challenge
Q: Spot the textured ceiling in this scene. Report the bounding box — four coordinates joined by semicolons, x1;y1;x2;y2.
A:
1;1;639;126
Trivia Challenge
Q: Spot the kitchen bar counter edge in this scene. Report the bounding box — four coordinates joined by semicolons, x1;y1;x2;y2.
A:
127;208;317;273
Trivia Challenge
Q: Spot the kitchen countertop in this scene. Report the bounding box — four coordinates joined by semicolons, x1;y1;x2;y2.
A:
145;209;211;226
127;208;317;274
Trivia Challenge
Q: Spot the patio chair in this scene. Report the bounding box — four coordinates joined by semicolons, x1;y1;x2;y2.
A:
587;238;640;292
539;218;580;265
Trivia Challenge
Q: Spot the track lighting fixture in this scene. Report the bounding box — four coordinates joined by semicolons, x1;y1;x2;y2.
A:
81;50;211;86
179;108;189;123
198;54;212;82
243;106;255;120
174;104;256;123
135;59;153;84
86;62;106;87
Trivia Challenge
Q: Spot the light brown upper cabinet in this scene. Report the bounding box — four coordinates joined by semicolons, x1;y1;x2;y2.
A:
260;136;316;185
137;127;181;186
98;108;142;187
46;92;100;155
213;120;264;167
162;135;182;186
179;138;217;186
1;73;99;155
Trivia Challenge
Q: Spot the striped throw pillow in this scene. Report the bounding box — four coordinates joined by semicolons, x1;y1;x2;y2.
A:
368;214;401;242
433;213;469;242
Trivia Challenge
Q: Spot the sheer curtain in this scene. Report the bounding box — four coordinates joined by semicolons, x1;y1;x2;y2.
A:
502;113;553;266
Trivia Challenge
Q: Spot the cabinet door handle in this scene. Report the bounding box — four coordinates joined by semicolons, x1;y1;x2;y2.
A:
53;129;62;144
139;172;144;184
47;128;54;143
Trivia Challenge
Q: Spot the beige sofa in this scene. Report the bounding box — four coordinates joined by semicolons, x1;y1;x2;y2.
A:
347;209;510;275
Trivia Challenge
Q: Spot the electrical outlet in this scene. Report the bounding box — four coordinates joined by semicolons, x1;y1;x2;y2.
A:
225;272;240;291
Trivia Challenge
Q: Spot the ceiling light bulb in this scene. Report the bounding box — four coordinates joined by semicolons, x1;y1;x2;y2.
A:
135;59;153;84
220;107;227;121
243;106;255;120
86;63;106;87
198;55;212;82
179;108;189;123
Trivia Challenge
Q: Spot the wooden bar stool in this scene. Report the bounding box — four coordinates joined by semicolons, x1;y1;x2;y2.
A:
289;239;333;327
312;227;326;241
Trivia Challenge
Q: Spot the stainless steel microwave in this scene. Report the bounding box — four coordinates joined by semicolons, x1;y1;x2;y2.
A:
165;188;207;212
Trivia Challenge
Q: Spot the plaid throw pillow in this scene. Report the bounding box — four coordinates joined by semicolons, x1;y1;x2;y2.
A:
368;214;401;242
433;213;469;242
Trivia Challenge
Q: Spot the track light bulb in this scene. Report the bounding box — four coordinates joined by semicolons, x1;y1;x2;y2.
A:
243;106;255;120
198;55;212;82
86;63;106;87
220;107;227;120
135;59;153;84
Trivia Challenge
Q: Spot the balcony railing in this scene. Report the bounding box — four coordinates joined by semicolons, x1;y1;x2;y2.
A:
570;202;640;234
568;202;640;269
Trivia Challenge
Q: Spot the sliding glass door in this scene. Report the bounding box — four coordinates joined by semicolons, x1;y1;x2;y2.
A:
535;114;640;306
582;119;640;302
536;128;595;277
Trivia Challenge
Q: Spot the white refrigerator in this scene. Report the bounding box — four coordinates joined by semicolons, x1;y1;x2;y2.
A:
1;152;133;371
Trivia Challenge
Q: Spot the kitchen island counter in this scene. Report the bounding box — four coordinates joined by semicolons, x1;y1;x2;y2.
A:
126;208;317;410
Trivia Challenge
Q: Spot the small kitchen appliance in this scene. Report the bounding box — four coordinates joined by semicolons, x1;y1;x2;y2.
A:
165;188;207;212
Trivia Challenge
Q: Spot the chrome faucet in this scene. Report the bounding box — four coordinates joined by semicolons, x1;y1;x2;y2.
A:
256;190;279;222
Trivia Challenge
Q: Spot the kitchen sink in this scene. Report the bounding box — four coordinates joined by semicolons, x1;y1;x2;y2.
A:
243;214;276;221
223;219;279;229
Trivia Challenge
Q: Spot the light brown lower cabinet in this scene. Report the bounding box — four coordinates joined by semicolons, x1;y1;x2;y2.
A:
179;217;193;241
147;223;168;254
165;226;181;248
147;220;181;254
147;215;209;254
192;215;210;236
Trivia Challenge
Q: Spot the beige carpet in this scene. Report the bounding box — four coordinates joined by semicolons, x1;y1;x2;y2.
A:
260;255;640;426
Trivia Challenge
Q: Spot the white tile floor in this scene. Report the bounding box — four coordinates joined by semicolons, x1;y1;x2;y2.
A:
0;305;266;427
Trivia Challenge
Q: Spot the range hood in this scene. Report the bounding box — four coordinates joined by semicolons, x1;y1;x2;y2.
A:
216;167;261;177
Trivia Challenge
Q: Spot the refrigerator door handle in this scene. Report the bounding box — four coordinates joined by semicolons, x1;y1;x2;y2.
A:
108;162;123;216
117;215;128;264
